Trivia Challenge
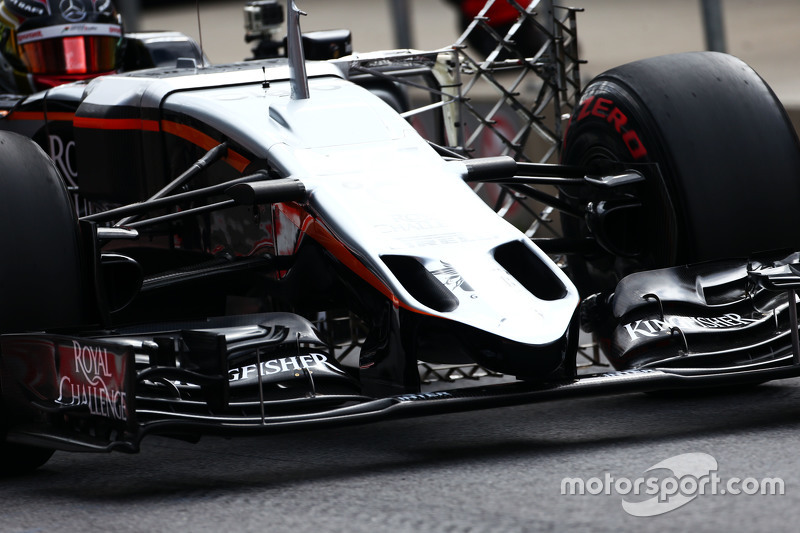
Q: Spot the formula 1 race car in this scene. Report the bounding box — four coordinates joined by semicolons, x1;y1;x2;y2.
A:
2;0;800;475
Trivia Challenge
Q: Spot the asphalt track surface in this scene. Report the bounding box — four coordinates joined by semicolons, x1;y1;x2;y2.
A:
3;377;800;532
5;2;800;531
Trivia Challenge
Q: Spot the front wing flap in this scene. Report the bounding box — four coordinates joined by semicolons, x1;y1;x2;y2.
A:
609;254;800;370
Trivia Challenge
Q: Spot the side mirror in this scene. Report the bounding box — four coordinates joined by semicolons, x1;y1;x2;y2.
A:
226;177;307;206
301;29;353;60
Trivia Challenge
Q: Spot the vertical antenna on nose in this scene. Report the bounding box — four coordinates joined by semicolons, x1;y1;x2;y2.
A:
196;0;205;67
287;0;309;100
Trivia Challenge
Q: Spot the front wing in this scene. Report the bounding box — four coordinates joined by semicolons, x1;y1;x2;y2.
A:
3;319;800;454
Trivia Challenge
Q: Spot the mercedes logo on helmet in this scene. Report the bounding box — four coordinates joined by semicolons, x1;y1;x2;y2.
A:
59;0;88;22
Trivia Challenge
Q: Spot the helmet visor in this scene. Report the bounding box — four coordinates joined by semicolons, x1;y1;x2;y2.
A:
16;23;121;75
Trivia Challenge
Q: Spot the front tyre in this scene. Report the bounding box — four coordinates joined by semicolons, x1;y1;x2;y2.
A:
0;131;84;475
0;439;54;477
562;52;800;295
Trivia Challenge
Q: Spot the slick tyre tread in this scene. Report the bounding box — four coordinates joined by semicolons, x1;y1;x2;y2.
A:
0;131;85;475
0;130;87;332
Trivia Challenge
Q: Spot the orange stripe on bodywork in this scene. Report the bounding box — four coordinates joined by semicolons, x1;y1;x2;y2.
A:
16;113;251;173
73;116;160;132
160;121;250;172
276;204;397;304
276;203;438;315
304;217;401;308
6;111;75;122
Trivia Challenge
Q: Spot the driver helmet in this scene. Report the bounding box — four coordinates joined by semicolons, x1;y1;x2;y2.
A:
0;0;123;93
